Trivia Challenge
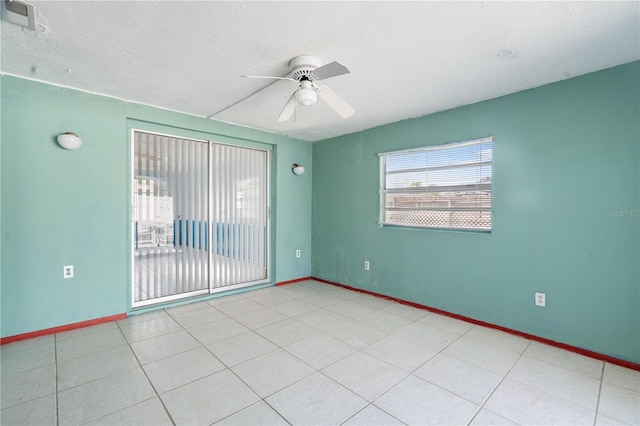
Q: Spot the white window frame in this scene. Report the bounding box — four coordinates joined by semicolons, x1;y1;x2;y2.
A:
378;136;493;232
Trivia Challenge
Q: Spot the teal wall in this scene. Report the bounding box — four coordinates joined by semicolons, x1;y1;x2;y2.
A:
2;62;638;363
0;75;312;338
312;61;640;363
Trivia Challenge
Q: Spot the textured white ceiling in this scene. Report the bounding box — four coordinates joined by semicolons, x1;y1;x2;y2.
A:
2;1;639;141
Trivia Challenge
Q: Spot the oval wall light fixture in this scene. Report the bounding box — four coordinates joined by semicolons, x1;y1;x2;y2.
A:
292;163;305;175
57;132;83;150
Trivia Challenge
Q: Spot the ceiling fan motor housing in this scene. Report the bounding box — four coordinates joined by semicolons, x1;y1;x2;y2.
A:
290;55;322;81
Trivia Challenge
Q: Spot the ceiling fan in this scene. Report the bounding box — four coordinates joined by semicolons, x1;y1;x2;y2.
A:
242;55;355;122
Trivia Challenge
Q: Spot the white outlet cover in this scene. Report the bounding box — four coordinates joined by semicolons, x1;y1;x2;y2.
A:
535;292;545;307
64;265;74;279
364;261;370;270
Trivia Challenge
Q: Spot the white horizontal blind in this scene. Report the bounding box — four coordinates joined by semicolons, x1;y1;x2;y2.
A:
379;136;493;231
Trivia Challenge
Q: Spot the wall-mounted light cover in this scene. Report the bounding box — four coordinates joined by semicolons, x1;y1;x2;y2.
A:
292;163;305;175
1;0;36;31
57;132;83;150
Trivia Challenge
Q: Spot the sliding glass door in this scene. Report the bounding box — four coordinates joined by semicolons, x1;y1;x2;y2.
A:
131;130;269;307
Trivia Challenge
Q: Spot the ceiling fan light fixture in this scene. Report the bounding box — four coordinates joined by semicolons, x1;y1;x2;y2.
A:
237;55;354;122
294;87;317;106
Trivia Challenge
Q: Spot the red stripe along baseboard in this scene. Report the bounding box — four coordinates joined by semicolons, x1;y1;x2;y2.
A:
0;313;127;345
311;276;640;371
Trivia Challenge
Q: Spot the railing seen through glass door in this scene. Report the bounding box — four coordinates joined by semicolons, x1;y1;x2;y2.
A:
131;130;269;307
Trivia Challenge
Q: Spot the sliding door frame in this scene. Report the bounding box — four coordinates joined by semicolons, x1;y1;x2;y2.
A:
129;128;271;309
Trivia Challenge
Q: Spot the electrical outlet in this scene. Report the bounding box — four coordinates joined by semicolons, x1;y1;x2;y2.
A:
364;260;370;270
296;249;301;258
535;292;546;307
64;265;74;279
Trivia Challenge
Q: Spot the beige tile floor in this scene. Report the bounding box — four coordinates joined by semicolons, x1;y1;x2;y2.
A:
1;280;638;425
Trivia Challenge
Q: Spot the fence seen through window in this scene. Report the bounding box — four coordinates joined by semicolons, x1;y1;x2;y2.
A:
379;136;493;231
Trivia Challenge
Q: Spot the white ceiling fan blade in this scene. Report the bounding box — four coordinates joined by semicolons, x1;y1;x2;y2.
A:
318;86;355;118
208;78;282;118
208;73;296;118
311;61;350;80
278;93;296;122
242;75;297;82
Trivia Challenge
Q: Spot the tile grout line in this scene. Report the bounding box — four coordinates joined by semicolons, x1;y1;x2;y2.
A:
388;321;488;424
261;399;294;426
486;344;607;420
161;303;287;422
208;324;297;425
297;302;417;424
52;345;137;392
256;288;469;424
168;304;283;424
205;289;325;425
408;319;473;377
332;306;450;425
8;282;635;425
339;353;412;426
340;402;408;426
464;339;533;425
133;287;432;424
62;287;463;423
592;362;606;426
213;287;391;424
115;320;177;426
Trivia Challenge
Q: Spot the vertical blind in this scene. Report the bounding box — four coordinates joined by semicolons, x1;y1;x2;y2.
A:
210;143;268;289
132;131;269;306
133;132;210;303
379;136;493;231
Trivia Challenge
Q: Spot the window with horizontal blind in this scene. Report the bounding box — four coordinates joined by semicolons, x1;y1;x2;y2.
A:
379;136;493;232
